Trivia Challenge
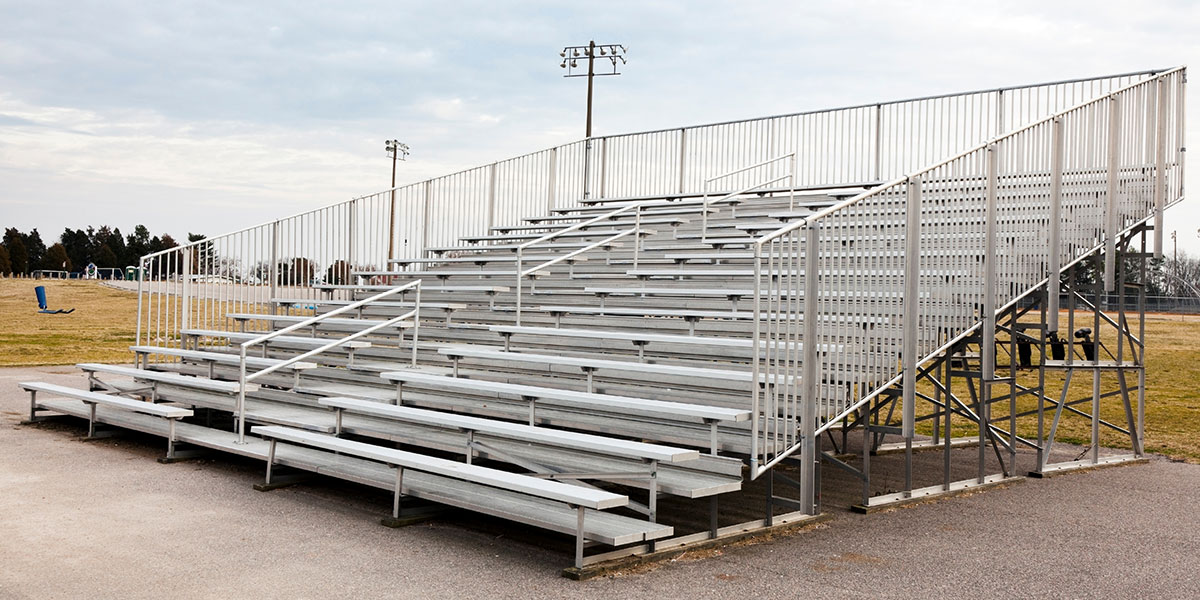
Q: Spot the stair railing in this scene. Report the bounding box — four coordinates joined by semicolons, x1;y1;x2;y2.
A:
514;202;649;326
234;280;422;444
701;153;797;241
745;68;1186;514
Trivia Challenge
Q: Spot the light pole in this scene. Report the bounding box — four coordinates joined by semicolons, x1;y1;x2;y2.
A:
559;41;627;138
385;140;409;261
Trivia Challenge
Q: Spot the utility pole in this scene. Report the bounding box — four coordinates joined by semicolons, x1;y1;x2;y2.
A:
385;140;409;261
559;41;627;139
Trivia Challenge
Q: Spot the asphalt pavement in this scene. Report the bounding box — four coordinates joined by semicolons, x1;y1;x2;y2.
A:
2;365;1197;599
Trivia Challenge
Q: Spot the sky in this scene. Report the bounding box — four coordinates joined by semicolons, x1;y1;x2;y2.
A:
2;0;1200;254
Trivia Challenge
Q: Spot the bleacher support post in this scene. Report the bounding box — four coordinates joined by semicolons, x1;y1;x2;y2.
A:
902;176;921;496
799;220;820;515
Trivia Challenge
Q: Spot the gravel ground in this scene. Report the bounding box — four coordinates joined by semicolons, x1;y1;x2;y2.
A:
2;365;1198;600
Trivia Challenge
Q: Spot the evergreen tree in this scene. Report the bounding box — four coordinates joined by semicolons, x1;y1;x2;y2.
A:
22;229;46;270
0;244;10;274
43;243;72;272
3;228;28;274
60;228;90;271
126;224;151;263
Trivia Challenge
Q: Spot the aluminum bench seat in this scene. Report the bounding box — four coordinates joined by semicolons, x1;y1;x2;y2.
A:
183;328;372;351
272;298;467;313
253;425;627;509
387;254;592;267
379;369;749;424
316;283;511;293
129;345;318;371
424;241;607;254
320;396;699;462
435;346;794;387
225;313;415;336
323;400;743;497
460;228;658;244
526;206;713;223
293;379;777;454
491;215;690;233
486;325;841;356
76;362;254;394
252;425;663;567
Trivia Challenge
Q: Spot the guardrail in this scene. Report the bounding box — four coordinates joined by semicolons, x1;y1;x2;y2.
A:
233;280;422;443
746;68;1187;512
135;70;1164;354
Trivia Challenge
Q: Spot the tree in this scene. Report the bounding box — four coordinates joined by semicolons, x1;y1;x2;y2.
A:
3;229;28;275
43;243;72;272
0;244;10;275
94;245;118;269
22;229;46;270
126;225;151;263
60;228;90;272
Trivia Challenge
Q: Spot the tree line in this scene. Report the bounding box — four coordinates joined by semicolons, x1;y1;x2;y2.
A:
0;225;202;275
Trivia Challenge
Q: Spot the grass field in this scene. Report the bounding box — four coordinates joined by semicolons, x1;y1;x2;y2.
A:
2;277;1198;461
0;278;140;366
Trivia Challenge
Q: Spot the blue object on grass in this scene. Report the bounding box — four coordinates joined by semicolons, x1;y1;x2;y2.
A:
35;285;75;314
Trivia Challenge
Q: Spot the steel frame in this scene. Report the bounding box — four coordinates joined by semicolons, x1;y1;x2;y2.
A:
832;224;1153;510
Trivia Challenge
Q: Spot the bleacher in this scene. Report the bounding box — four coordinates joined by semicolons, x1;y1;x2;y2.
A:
17;67;1185;573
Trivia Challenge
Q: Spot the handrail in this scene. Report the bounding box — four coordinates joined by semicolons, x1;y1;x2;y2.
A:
135;70;1165;264
511;198;657;326
234;279;422;443
701;153;796;241
753;66;1188;248
515;201;646;325
744;67;1186;480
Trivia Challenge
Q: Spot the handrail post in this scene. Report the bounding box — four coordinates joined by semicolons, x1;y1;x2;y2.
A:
789;152;797;210
901;176;921;497
237;344;247;444
1104;95;1121;292
136;258;145;348
799;220;820;514
1153;77;1167;258
1048;117;1065;334
633;207;641;270
980;143;999;484
411;284;421;367
749;243;762;478
269;221;279;313
181;248;192;346
516;249;523;327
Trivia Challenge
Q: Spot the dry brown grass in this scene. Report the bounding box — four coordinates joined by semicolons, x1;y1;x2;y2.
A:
910;311;1200;463
0;278;140;366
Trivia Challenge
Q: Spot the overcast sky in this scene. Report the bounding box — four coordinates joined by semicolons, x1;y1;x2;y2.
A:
2;0;1199;253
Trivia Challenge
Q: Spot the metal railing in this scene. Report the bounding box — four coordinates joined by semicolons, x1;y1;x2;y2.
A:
135;70;1162;351
514;202;645;325
746;68;1187;506
700;153;797;241
233;280;422;443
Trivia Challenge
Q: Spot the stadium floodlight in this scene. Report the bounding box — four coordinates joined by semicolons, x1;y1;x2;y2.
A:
558;40;627;138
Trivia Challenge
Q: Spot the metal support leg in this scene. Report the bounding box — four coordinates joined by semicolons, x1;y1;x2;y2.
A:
393;467;405;518
265;439;277;486
575;505;585;570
